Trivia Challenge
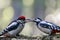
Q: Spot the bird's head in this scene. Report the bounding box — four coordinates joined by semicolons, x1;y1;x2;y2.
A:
34;17;42;24
18;16;25;20
17;16;26;23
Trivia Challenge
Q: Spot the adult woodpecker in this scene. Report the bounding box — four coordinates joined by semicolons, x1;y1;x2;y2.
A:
33;18;60;35
0;16;31;37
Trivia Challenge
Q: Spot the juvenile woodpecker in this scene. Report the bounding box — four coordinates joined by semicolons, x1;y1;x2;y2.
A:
0;16;30;37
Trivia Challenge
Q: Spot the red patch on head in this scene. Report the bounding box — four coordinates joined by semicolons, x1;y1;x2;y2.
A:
18;16;25;20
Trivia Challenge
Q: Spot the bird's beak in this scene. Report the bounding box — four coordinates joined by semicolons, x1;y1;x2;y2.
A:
26;19;35;22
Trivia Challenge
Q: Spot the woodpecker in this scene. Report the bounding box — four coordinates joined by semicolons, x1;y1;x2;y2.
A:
33;18;60;34
0;16;30;37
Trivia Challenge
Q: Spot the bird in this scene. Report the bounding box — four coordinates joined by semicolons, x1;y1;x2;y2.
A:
33;18;60;35
0;16;28;37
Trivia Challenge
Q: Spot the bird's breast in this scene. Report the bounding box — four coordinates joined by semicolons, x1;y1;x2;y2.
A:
38;25;52;34
8;24;24;35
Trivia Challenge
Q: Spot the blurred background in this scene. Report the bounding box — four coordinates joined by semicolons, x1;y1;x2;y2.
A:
0;0;60;38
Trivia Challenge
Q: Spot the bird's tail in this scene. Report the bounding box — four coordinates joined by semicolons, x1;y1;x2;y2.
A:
0;31;6;36
0;33;3;36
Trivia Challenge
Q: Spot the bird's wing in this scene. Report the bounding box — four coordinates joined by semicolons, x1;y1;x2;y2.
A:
39;21;53;29
3;22;19;33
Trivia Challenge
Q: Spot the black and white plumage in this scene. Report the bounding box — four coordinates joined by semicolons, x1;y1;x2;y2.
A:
0;20;25;37
0;15;33;37
34;18;60;34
